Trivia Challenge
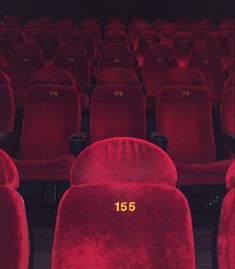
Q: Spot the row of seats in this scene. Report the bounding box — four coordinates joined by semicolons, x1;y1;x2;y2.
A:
0;67;233;185
0;17;234;110
0;140;234;269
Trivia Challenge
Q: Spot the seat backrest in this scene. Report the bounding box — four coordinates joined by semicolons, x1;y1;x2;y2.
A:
0;149;29;269
217;161;235;269
187;45;224;97
98;55;134;73
97;68;139;85
0;70;15;131
53;184;195;269
101;43;130;56
18;68;81;160
90;86;146;142
156;67;216;163
71;137;177;185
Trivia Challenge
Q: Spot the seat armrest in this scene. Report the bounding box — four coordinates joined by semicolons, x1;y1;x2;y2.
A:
150;131;168;151
69;132;88;156
0;132;19;157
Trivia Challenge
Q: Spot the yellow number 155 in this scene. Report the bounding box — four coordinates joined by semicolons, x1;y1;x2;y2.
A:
114;202;136;212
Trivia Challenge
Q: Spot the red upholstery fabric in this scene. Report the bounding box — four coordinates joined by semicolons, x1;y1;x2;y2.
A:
52;184;195;269
187;45;224;99
7;43;44;107
0;70;15;132
1;29;25;56
101;43;130;56
15;68;80;180
97;68;139;85
226;160;235;189
90;86;146;142
0;149;29;269
36;30;60;60
98;55;134;73
218;161;235;269
71;137;177;186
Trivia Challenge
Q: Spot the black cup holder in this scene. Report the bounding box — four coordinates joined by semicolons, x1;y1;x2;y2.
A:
69;132;88;156
151;132;168;151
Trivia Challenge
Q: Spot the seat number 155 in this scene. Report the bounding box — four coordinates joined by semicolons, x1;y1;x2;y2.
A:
114;202;136;212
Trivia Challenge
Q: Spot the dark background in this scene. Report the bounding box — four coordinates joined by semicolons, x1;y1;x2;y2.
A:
0;0;234;23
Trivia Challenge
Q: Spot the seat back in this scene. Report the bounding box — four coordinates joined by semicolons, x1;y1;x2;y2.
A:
90;86;146;142
156;68;216;163
18;68;81;160
0;149;29;269
98;55;134;73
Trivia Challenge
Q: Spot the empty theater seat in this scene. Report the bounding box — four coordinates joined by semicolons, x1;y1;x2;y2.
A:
156;67;232;185
0;149;29;269
52;137;195;269
217;161;235;269
142;44;177;109
97;55;135;72
13;67;81;180
101;43;130;56
0;70;15;132
7;42;44;108
187;44;224;105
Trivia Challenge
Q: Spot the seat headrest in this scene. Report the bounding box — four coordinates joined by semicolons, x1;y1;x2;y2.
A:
56;42;86;55
161;67;206;86
37;30;60;41
138;31;160;41
190;44;220;56
0;149;19;189
226;161;235;189
71;137;177;186
72;30;93;41
24;21;42;29
206;31;228;43
31;67;76;87
172;31;194;42
101;43;130;55
146;44;175;56
2;29;25;41
0;70;11;86
224;72;235;89
97;68;139;85
52;22;67;30
11;42;42;55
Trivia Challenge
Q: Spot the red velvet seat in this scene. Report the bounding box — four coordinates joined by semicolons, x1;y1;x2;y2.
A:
97;67;139;85
187;44;224;105
0;70;15;132
52;22;71;43
36;30;60;61
142;44;177;109
52;137;195;269
13;67;81;180
90;85;146;143
103;30;128;45
206;31;231;70
171;32;195;67
217;161;235;269
190;23;208;45
159;23;180;45
7;42;44;108
220;73;235;158
101;43;130;56
156;67;232;185
97;55;134;73
0;149;29;269
23;21;42;43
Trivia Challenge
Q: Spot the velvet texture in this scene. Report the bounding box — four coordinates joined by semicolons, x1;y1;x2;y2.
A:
0;149;29;269
218;161;235;269
156;67;232;185
97;56;134;73
36;30;60;60
52;184;195;269
15;68;80;180
187;45;224;98
0;70;15;131
101;43;130;56
90;86;146;143
71;137;177;186
97;68;139;85
7;43;44;107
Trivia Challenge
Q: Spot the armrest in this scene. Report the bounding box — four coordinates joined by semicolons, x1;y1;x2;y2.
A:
222;132;235;153
0;131;19;157
150;131;168;151
69;132;88;156
84;84;95;96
